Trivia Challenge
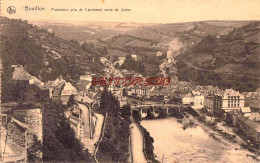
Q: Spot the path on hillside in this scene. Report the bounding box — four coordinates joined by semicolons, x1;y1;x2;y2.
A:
130;121;147;163
181;59;260;80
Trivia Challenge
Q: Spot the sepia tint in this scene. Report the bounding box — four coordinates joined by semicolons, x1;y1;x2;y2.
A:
0;0;259;162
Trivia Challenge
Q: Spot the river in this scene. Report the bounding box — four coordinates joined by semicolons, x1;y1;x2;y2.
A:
141;117;257;163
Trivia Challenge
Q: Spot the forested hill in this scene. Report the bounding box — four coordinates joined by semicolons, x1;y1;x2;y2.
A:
0;16;105;102
176;21;260;92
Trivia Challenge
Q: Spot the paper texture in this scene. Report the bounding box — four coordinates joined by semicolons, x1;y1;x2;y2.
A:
0;0;259;162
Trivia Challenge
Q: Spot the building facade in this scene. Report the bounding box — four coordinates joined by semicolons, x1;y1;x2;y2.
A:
214;89;245;116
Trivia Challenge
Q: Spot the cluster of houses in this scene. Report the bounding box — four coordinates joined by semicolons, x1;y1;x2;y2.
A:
182;87;260;144
124;79;260;144
10;64;260;145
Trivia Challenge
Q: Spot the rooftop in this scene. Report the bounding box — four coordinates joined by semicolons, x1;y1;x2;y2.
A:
12;65;33;80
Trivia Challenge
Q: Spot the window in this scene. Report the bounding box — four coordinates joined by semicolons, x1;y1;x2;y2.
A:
228;104;230;107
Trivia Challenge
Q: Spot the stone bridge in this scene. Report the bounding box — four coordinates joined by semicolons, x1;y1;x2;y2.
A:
131;104;190;120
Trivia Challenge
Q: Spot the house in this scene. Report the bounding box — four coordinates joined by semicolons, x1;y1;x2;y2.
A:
126;86;152;99
69;116;83;140
12;65;45;86
100;57;107;64
214;89;245;117
239;113;260;143
204;96;214;113
66;105;84;140
150;88;165;100
131;54;138;61
80;75;92;81
116;57;126;66
182;91;204;109
166;50;174;63
75;80;92;92
193;95;204;109
12;64;33;81
45;76;65;98
29;76;44;86
182;93;193;105
60;82;78;104
156;51;163;57
136;86;152;99
52;82;78;105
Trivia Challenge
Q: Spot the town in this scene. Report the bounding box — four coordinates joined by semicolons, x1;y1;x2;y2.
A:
1;48;259;162
1;14;260;163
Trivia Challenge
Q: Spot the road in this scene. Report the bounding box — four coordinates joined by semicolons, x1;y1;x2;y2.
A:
130;122;147;163
78;103;104;154
78;103;91;139
181;59;260;80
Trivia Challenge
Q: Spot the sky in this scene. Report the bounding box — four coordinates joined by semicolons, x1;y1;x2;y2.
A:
1;0;260;24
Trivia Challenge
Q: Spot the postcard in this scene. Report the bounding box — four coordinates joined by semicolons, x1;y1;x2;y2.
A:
0;0;259;162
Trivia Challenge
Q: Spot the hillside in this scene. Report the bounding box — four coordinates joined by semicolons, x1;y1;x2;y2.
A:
33;20;260;91
0;16;105;102
176;21;260;91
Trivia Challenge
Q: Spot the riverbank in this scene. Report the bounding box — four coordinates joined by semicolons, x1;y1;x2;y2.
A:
192;114;260;162
195;109;260;155
129;122;147;163
133;116;159;163
141;117;258;163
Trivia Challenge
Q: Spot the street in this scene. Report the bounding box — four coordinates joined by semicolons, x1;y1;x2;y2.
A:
78;103;104;154
130;122;147;163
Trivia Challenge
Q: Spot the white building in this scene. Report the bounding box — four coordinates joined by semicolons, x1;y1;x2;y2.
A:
80;75;92;81
166;50;174;63
214;89;245;116
118;57;126;66
156;51;163;57
182;92;204;109
100;57;107;64
131;54;138;61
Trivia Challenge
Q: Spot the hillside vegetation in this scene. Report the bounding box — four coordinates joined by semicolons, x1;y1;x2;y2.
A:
16;19;260;91
0;17;106;102
176;22;260;91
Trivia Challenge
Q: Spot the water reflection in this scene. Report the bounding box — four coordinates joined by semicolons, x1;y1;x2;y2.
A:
141;118;257;163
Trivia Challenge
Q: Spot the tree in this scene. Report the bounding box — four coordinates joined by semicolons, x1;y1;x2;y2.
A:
112;55;119;63
67;94;76;107
121;104;131;119
55;114;76;149
55;113;93;162
27;135;42;162
122;88;127;96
